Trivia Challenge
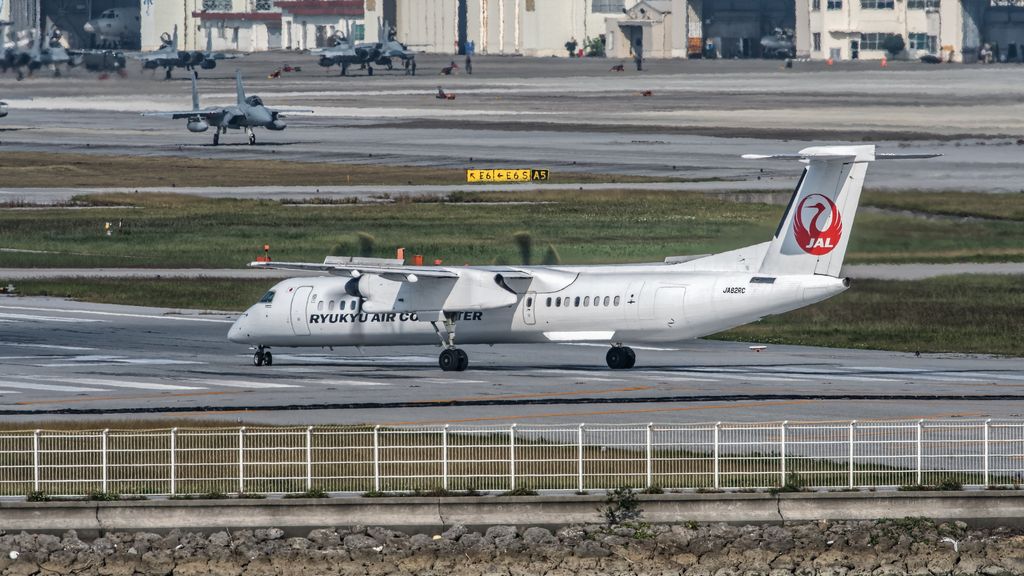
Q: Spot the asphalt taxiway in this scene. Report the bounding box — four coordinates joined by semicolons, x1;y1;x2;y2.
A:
2;296;1022;426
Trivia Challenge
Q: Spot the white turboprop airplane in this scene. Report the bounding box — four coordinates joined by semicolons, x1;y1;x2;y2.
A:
229;145;935;371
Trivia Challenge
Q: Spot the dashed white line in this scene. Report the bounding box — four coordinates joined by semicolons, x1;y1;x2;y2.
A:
0;305;233;324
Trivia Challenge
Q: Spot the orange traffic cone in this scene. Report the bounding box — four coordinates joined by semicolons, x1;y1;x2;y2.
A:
826;58;834;66
880;56;887;68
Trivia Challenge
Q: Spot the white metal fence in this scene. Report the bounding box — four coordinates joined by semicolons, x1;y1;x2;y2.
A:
0;420;1022;497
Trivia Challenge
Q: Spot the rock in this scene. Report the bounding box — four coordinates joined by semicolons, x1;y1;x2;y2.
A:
671;552;699;568
254;528;284;541
485;526;517;541
308;529;341;549
574;540;611;558
343;534;381;550
522;527;556;546
443;524;469;540
208;531;231;548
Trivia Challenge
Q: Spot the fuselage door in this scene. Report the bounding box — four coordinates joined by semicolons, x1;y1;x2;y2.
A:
655;286;685;328
523;291;537;325
291;285;313;335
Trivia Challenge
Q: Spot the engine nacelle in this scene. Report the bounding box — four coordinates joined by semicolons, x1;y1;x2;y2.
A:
0;102;8;118
142;60;159;70
200;59;216;70
318;55;335;68
186;119;209;133
267;119;286;131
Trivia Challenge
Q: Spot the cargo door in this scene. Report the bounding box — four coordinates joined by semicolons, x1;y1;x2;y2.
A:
290;286;313;335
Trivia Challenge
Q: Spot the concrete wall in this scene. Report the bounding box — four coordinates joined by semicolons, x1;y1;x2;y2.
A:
4;492;1024;535
280;14;361;50
141;0;203;51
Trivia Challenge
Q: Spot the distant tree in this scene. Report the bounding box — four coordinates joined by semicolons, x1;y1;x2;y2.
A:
513;231;533;265
357;232;375;257
884;34;905;56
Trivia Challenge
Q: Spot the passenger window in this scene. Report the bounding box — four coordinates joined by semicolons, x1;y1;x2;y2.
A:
350;300;357;311
564;298;570;308
584;296;590;307
526;297;533;307
614;296;621;306
317;301;324;312
574;297;580;307
329;300;335;311
258;290;275;304
603;296;610;307
546;297;552;307
556;297;562;307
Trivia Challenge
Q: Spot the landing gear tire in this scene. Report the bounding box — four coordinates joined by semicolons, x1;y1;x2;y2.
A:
439;348;468;372
248;131;256;145
213;132;220;146
253;347;272;366
606;346;636;370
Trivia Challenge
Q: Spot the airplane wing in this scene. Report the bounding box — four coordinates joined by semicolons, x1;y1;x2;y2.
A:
250;257;536;315
267;108;314;116
141;107;223;120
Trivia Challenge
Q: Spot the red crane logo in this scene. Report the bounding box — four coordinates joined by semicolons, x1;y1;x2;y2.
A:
794;194;843;255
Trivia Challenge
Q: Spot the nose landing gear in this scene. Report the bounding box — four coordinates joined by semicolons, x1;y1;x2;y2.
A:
606;345;636;370
253;346;273;366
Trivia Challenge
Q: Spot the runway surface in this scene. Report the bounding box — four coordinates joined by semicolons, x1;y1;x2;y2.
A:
2;54;1024;196
1;296;1022;426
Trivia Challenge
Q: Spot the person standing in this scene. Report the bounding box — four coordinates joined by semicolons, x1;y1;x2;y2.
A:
633;38;644;71
565;37;578;58
465;39;474;74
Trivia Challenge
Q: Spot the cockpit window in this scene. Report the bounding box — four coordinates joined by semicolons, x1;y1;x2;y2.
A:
246;96;264;107
259;290;275;304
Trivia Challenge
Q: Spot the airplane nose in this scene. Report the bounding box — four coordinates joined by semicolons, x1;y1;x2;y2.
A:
227;312;251;343
83;21;95;33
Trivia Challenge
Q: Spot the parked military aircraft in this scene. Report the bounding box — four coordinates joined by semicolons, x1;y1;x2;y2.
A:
312;31;380;76
83;6;140;49
761;28;795;59
1;25;75;79
143;70;311;145
0;100;8;118
137;26;238;80
231;146;937;370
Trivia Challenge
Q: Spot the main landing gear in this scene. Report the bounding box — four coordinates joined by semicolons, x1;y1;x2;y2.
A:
606;345;636;370
253;346;273;366
432;315;468;371
246;127;256;145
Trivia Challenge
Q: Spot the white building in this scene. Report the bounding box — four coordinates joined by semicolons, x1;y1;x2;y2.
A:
364;0;628;56
278;0;364;50
795;0;991;63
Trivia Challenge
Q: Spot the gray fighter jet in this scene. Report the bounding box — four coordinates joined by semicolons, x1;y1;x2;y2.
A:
2;24;75;79
143;70;312;145
312;24;380;76
137;26;239;80
0;100;8;118
375;20;416;74
760;28;795;59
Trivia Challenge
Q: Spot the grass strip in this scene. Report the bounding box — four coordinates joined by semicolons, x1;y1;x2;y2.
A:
2;190;1023;268
0;152;669;189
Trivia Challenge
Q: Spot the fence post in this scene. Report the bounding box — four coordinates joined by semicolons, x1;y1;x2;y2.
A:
848;421;855;489
33;429;40;492
713;422;720;490
373;425;381;492
984;419;991;487
577;424;584;492
916;420;923;485
645;423;653;489
779;421;787;486
306;426;313;491
509;424;517;491
169;428;177;496
238;427;245;494
101;429;109;494
442;425;449;491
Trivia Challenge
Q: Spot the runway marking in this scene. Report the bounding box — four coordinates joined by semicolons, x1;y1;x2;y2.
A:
953;372;1024;381
561;343;681;352
0;312;105;323
0;342;96;351
186;379;300;389
0;305;233;324
382;399;821;425
13;390;239;406
308;379;392;387
37;357;203;367
419;378;489;385
34;377;205;391
0;380;105;392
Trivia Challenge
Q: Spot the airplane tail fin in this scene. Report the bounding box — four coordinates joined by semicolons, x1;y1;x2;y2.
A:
171;25;178;50
235;69;245;105
206;27;213;53
751;145;937;277
191;70;200;111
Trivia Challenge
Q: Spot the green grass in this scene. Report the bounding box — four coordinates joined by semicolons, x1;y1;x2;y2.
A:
863;190;1024;222
2;190;1023;269
11;278;270;311
0;152;666;190
712;275;1024;357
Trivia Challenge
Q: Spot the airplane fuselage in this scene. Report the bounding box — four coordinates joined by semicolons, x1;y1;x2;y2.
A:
228;266;847;348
